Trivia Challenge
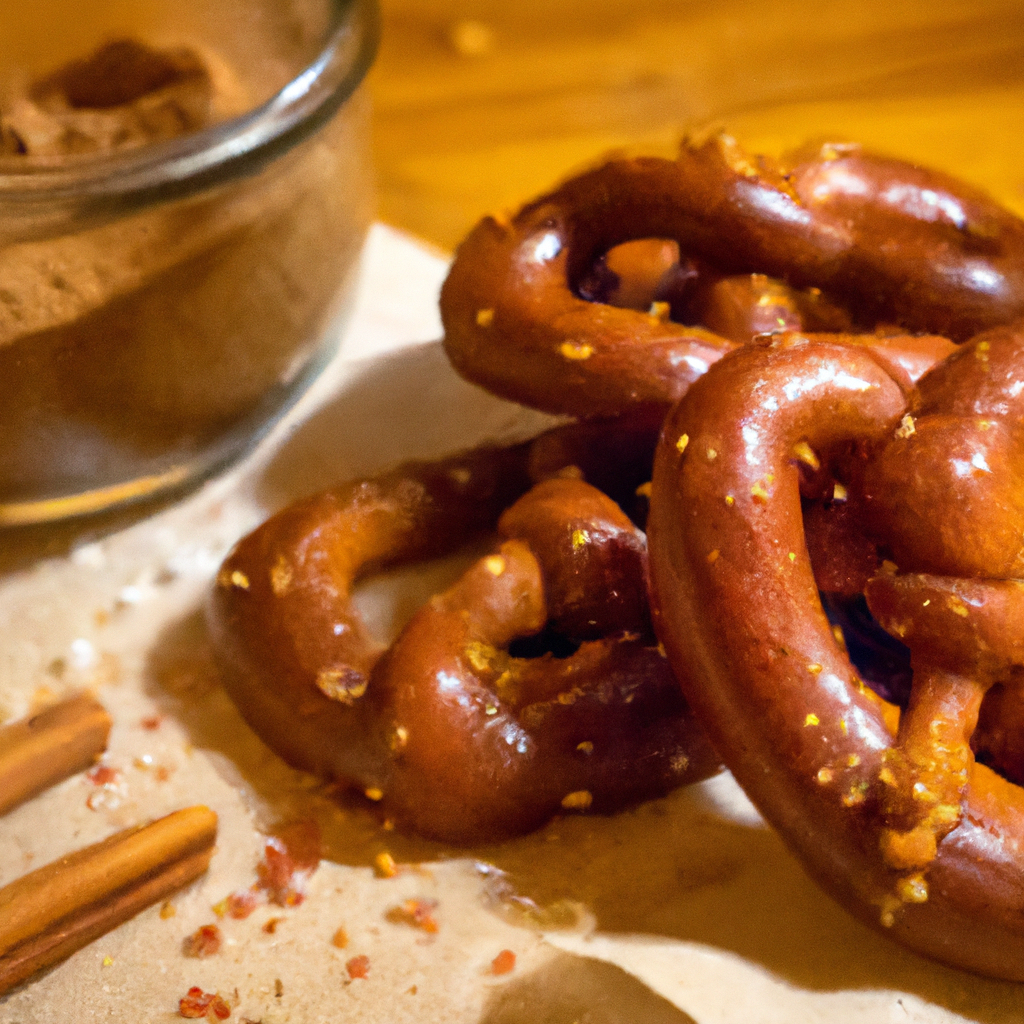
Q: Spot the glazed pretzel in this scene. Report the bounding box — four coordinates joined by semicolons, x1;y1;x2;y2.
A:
209;442;716;843
646;330;1024;979
440;134;1024;417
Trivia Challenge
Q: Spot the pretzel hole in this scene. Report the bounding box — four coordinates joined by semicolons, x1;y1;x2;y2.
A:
508;624;583;661
805;493;1024;795
577;238;698;316
821;593;913;709
577;238;854;342
973;677;1024;786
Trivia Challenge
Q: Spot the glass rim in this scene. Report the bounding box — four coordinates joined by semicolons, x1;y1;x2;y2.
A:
0;0;379;225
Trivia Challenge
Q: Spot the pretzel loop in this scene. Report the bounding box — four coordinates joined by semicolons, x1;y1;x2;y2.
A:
441;135;1024;417
209;442;717;843
647;332;1024;979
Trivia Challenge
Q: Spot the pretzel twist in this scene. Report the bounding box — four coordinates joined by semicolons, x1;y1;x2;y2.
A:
209;444;717;843
647;330;1024;979
440;135;1024;417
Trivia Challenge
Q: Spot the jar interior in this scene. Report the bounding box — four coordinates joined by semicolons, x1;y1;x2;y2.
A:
0;0;334;113
0;0;374;524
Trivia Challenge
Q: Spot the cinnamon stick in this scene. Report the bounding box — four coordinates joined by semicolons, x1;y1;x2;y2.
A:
0;805;218;993
0;693;112;816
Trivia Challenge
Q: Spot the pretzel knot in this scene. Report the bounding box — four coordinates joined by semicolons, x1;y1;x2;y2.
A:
208;436;717;844
440;134;1024;418
647;326;1024;980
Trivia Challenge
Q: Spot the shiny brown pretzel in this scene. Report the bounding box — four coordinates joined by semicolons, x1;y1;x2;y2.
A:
440;134;1024;417
208;443;717;843
647;329;1024;980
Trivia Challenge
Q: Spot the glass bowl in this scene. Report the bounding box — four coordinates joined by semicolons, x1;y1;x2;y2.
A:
0;0;379;525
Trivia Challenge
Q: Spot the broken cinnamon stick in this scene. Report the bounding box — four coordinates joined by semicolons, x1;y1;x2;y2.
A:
0;805;218;993
0;693;112;816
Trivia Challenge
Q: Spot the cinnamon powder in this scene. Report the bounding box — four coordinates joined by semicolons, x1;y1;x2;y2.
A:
0;37;371;506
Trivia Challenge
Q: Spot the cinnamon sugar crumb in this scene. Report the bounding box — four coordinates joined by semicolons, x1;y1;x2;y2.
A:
895;414;916;439
374;852;401;878
559;341;594;361
387;898;439;933
560;790;593;810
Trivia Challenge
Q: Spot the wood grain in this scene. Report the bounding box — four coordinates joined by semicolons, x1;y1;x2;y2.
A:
369;0;1024;250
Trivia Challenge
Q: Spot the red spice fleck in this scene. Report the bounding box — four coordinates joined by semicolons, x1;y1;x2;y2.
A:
256;820;321;907
386;898;439;933
225;888;263;920
346;955;370;980
85;763;125;810
263;917;285;934
182;924;222;958
331;926;349;949
178;987;231;1019
86;764;120;786
141;715;163;730
491;949;516;975
154;765;173;783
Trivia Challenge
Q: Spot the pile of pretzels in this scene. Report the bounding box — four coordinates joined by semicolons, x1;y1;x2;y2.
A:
209;134;1024;979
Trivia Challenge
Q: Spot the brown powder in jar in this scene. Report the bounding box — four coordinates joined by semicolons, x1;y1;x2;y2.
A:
0;37;371;502
0;37;228;156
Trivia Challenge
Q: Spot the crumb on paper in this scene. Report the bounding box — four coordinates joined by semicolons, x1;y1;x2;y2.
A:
182;924;222;958
256;821;321;907
346;954;370;980
491;949;516;975
386;898;439;934
178;986;231;1019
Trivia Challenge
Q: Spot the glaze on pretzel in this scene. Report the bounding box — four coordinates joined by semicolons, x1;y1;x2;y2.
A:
440;134;1024;416
646;331;1024;979
208;445;716;843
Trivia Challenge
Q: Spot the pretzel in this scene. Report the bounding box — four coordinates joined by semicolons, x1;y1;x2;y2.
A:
646;330;1024;979
440;134;1024;417
209;446;716;843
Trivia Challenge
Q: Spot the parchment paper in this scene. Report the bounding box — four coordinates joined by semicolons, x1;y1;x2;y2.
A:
0;225;1021;1024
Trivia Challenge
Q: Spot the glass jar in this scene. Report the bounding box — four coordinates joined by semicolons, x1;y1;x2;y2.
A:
0;0;378;524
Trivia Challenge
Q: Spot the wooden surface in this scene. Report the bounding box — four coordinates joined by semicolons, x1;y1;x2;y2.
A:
368;0;1024;252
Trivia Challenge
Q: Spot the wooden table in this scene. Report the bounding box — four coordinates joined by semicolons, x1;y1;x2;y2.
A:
369;0;1024;252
